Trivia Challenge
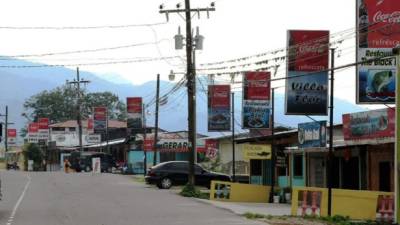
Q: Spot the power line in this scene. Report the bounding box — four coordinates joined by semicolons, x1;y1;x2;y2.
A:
0;22;167;30
2;39;171;58
0;56;181;68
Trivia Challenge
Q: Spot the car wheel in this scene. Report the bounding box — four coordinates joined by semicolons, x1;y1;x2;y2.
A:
85;166;91;172
159;177;172;189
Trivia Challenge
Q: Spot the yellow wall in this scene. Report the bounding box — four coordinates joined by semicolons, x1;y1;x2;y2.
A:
210;180;270;203
291;187;393;220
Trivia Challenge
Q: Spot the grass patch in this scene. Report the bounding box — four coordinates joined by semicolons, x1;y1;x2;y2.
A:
243;214;381;225
179;184;210;199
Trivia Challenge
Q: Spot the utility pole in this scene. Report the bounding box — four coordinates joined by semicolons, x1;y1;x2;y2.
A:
153;74;160;166
106;109;110;153
159;1;215;186
143;103;147;176
5;106;8;153
327;48;335;216
269;88;276;203
67;67;90;153
231;92;236;182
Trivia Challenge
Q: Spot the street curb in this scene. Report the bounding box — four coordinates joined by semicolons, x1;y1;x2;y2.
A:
191;198;242;216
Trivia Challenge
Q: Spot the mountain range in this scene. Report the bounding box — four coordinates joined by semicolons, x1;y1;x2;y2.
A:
0;58;368;138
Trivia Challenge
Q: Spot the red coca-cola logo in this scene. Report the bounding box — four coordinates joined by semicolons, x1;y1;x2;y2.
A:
373;11;400;23
298;42;327;55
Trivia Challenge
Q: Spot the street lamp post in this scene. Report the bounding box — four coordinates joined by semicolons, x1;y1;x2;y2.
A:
393;45;400;224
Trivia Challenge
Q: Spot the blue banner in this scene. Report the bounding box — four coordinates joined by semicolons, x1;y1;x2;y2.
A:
298;121;327;148
242;100;271;129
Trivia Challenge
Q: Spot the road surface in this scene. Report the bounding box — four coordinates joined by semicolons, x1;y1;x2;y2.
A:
0;171;262;225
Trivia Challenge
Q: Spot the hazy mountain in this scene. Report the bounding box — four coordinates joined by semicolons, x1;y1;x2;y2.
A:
0;58;367;138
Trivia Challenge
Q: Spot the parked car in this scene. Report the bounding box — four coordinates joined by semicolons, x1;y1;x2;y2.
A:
70;151;116;173
145;161;231;189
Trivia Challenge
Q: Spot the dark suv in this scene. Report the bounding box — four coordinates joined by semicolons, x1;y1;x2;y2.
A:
145;161;231;189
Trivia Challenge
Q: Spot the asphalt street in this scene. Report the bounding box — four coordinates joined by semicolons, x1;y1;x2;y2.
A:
0;171;263;225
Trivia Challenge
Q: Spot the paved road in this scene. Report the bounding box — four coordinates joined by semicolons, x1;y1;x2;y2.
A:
0;171;263;225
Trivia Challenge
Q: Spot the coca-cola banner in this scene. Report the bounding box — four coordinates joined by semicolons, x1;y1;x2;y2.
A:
93;107;107;133
342;108;395;140
127;97;143;129
242;72;271;129
7;129;17;147
38;118;49;130
356;0;398;103
208;85;231;131
285;30;329;115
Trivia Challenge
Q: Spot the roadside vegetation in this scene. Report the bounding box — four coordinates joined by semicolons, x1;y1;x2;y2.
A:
179;184;210;200
242;213;384;225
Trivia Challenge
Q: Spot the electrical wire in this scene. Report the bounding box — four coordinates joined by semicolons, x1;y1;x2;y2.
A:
0;22;167;30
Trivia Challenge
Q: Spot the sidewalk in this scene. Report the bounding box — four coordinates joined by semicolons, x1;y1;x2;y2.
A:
194;199;291;216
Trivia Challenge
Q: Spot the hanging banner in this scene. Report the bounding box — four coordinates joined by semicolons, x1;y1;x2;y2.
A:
27;123;39;143
38;118;49;140
87;118;94;134
208;85;231;131
93;107;107;133
7;129;17;146
243;144;271;160
127;97;143;130
285;30;329;115
298;121;327;148
342;108;395;140
242;72;271;129
356;0;399;104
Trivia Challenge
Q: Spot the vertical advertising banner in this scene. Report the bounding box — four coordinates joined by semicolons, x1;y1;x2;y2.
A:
285;30;329;115
28;122;39;143
357;0;399;104
298;121;327;148
87;118;94;134
242;72;271;129
38;118;49;141
127;97;143;129
93;107;107;133
7;129;17;146
208;85;231;131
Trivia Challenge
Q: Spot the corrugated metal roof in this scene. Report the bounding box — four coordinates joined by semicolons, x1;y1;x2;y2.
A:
49;120;127;128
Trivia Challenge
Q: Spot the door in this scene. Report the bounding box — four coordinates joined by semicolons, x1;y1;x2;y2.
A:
170;162;188;185
309;157;325;187
379;162;391;192
194;165;208;187
341;157;359;190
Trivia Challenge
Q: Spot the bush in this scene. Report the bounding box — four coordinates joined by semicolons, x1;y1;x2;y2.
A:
179;184;209;199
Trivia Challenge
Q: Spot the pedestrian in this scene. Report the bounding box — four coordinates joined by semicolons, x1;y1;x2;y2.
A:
64;159;71;173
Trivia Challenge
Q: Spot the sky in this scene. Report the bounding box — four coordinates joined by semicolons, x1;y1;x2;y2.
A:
0;0;373;105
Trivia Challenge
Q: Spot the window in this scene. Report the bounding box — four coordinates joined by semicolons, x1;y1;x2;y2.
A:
51;127;65;132
293;154;303;177
69;127;76;132
174;162;188;171
195;165;204;173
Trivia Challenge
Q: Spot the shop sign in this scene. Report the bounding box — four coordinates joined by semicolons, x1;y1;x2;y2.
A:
243;144;271;160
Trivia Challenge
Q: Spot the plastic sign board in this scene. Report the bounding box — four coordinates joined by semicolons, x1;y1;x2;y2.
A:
298;121;327;148
208;85;231;131
7;129;17;146
92;157;101;174
127;97;143;130
356;0;398;104
93;107;107;133
85;134;101;144
285;30;329;115
242;72;271;129
243;144;271;160
342;108;395;140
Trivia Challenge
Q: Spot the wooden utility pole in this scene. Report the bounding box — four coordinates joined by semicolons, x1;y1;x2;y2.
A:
67;67;90;153
159;1;215;186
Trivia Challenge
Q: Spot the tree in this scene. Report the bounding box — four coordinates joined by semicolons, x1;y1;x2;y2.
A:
23;143;44;171
23;85;127;123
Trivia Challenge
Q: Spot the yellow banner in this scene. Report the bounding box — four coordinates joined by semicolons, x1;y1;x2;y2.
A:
243;144;271;159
